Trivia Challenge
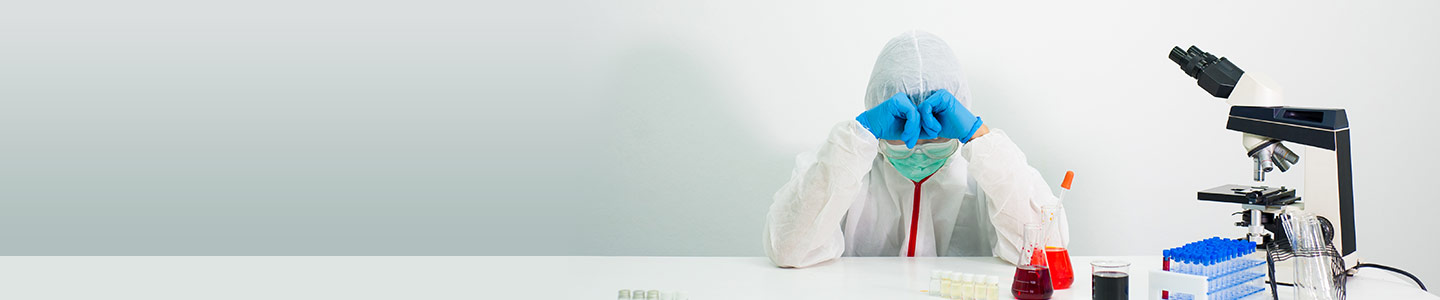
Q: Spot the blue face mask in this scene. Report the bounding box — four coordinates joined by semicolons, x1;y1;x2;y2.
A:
880;140;958;182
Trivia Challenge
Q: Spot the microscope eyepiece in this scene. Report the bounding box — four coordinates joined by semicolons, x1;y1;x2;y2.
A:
1170;45;1245;99
1168;47;1189;71
1170;46;1210;78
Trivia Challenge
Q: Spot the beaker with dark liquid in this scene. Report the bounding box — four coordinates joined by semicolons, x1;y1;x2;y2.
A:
1091;260;1130;300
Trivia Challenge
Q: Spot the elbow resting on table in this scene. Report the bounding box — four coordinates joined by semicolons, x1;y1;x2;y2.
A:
763;228;839;268
768;253;805;269
766;247;831;269
764;240;840;268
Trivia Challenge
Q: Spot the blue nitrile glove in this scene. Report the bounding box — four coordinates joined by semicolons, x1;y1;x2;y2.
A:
918;89;983;143
855;92;922;148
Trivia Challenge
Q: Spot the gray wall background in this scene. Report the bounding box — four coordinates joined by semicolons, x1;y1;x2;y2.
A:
3;0;1438;291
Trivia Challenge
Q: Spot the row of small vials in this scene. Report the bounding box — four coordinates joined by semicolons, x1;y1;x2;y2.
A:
927;270;1000;300
617;289;687;300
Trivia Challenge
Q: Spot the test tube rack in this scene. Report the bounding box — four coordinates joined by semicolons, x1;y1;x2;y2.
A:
1148;237;1268;300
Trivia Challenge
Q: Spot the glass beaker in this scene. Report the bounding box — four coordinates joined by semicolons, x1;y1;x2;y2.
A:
1091;260;1130;300
1012;223;1053;300
1284;211;1340;300
1040;205;1073;290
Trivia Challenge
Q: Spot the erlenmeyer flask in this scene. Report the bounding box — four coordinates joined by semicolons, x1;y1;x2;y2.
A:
1041;205;1073;289
1012;223;1054;300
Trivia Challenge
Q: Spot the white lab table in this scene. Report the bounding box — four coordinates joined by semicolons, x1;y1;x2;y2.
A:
0;256;1429;299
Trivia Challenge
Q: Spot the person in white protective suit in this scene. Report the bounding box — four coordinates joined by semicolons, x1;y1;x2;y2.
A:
763;31;1069;268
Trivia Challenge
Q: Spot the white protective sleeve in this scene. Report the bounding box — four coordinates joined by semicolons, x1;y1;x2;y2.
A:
961;129;1071;265
763;120;878;268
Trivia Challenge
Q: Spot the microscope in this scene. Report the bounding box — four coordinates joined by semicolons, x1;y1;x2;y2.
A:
1168;46;1357;267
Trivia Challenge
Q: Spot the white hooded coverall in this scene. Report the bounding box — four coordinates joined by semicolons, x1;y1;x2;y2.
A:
763;31;1069;268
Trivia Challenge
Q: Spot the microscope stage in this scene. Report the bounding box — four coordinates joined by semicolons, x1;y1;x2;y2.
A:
1198;184;1299;206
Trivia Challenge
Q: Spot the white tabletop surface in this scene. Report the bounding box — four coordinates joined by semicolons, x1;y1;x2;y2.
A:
0;256;1429;299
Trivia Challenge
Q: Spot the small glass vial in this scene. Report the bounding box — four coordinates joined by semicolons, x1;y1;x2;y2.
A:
618;290;631;300
962;273;976;300
930;270;943;296
949;273;963;299
986;275;1000;300
954;273;966;300
941;271;954;298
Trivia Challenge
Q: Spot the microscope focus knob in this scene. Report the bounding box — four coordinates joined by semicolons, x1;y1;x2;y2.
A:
1244;190;1265;204
1317;216;1336;244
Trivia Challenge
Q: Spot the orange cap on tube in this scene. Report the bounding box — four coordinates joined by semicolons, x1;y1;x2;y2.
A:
1061;171;1075;190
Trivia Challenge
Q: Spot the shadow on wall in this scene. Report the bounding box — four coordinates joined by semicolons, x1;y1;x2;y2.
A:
576;37;793;256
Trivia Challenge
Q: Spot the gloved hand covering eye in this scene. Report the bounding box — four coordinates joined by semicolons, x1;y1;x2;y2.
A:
765;31;1068;269
918;89;983;143
855;92;922;148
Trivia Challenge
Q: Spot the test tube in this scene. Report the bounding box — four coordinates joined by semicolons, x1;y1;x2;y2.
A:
1091;260;1130;300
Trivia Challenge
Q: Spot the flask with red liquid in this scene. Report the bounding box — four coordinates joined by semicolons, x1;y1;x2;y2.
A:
1041;171;1076;289
1041;205;1073;290
1012;223;1053;300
